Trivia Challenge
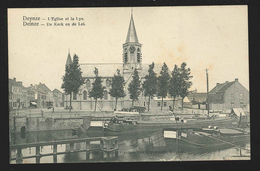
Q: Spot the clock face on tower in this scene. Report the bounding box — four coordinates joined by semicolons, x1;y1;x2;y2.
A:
130;46;135;53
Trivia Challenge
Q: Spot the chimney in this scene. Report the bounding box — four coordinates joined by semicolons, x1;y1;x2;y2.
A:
13;77;16;81
225;81;229;84
216;83;220;86
235;78;238;82
30;84;33;87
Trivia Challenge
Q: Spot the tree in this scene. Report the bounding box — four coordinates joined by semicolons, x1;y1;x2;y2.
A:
142;62;157;112
128;69;141;106
169;64;181;112
109;69;126;111
61;54;85;112
179;62;193;109
157;63;170;111
89;68;105;112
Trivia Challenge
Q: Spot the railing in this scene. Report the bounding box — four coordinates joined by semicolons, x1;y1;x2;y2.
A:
10;136;118;163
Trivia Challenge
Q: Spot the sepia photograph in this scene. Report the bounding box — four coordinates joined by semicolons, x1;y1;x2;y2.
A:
8;6;250;163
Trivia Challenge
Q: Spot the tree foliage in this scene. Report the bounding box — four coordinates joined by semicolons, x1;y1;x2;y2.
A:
61;54;85;112
128;69;141;106
169;64;181;111
179;62;193;109
157;63;170;111
142;62;157;111
89;68;105;112
109;69;126;110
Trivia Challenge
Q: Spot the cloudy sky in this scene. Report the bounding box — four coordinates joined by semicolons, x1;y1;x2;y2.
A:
8;6;249;92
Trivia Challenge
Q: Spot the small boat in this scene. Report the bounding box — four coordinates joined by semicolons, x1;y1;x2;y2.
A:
103;115;238;135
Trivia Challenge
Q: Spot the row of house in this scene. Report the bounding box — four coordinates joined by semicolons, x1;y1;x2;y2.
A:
9;78;64;109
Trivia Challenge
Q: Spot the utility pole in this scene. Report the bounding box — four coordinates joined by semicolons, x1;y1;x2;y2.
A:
206;69;209;117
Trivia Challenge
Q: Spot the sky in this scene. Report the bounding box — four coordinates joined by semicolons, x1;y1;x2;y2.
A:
8;6;249;92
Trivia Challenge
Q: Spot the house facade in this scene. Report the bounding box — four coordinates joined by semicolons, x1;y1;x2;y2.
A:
9;78;24;109
53;89;64;107
208;78;249;111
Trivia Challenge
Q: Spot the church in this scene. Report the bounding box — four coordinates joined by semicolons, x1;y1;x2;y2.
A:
64;11;183;112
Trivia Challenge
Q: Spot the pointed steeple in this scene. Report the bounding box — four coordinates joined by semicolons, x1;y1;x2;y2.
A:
125;8;139;43
66;49;72;67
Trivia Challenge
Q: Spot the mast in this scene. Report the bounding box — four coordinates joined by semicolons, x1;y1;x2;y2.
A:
206;69;209;117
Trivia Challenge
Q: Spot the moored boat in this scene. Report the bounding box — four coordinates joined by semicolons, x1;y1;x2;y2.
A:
163;127;250;151
103;115;238;135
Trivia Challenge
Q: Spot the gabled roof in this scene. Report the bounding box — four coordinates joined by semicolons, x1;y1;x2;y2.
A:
209;81;235;94
125;14;139;43
217;81;235;93
53;88;62;94
37;83;51;93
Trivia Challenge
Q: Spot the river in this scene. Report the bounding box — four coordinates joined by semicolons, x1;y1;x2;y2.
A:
9;128;250;163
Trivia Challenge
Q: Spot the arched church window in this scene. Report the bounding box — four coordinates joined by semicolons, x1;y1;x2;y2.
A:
124;53;128;63
104;91;108;100
73;92;77;100
86;79;90;88
83;90;87;100
137;53;141;63
106;79;111;87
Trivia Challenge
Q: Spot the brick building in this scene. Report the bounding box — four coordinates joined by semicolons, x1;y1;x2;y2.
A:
208;78;249;111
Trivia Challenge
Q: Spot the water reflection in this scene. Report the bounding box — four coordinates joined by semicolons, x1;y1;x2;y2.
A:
10;128;250;163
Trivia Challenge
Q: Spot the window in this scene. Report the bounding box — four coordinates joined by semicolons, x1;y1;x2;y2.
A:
137;53;141;63
106;79;111;87
144;102;145;106
104;91;108;100
240;102;244;108
240;93;243;100
86;79;91;88
157;102;160;107
231;102;234;108
124;53;128;63
83;90;87;100
73;92;77;100
231;92;234;102
164;102;167;107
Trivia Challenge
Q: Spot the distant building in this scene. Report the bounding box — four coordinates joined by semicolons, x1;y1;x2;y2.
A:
9;78;24;109
53;89;64;107
187;92;207;109
29;83;51;108
208;78;249;111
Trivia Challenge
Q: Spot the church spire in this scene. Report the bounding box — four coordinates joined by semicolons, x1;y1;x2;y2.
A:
66;49;72;67
125;8;139;43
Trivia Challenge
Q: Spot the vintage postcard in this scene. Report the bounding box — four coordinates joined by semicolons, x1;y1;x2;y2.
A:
8;6;250;163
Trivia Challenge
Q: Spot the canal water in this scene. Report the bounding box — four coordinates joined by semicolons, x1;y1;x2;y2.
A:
10;128;250;163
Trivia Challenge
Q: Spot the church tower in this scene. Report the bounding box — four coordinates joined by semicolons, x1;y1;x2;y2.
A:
123;9;142;74
65;49;72;68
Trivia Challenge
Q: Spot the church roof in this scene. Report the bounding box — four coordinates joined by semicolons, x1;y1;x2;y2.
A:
66;51;72;66
140;63;166;78
125;14;139;43
80;63;124;78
